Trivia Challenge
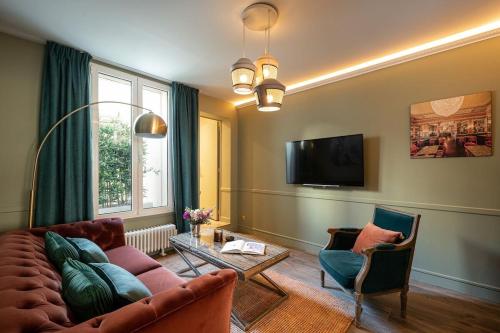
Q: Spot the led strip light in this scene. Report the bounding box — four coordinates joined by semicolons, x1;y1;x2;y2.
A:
233;20;500;108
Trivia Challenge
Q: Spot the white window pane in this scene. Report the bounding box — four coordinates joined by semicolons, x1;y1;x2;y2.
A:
97;74;133;214
142;86;168;209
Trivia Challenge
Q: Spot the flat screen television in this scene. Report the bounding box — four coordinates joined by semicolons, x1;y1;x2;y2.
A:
285;134;364;186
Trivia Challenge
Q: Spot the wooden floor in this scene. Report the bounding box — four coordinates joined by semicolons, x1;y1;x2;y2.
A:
157;247;499;333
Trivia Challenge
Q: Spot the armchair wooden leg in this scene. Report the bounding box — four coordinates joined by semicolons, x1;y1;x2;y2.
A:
400;287;408;318
320;270;325;288
354;292;363;327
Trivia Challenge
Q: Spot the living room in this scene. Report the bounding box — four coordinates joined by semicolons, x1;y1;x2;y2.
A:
0;1;499;332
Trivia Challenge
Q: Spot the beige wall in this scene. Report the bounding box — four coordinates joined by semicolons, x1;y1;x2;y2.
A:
0;32;237;233
237;37;500;302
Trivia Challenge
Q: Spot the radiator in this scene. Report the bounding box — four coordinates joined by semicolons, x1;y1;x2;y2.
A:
125;224;177;256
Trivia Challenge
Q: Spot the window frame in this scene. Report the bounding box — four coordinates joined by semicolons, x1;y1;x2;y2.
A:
90;63;173;219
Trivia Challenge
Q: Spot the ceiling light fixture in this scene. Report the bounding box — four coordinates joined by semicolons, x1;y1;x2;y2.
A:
233;19;500;108
230;19;256;95
230;2;286;111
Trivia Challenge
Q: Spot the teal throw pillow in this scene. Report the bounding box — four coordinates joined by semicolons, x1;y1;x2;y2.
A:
62;258;114;322
44;231;79;271
67;237;109;264
90;262;152;307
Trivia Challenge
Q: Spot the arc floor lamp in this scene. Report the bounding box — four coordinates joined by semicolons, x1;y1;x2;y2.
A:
28;101;168;229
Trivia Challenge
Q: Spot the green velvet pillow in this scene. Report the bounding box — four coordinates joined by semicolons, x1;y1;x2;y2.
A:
44;231;79;271
62;258;114;322
67;237;109;264
90;262;152;307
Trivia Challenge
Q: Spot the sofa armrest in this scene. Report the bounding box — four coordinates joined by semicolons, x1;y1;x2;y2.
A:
29;218;125;251
324;228;362;250
65;269;237;333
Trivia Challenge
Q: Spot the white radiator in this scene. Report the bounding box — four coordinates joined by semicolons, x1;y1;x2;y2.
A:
125;224;177;256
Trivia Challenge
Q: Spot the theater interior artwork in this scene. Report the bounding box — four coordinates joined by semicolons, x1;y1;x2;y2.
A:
410;91;493;158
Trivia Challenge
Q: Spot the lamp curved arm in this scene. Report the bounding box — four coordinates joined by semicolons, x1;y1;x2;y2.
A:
28;101;159;229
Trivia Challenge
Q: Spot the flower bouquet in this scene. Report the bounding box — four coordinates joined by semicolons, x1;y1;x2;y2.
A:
183;207;213;237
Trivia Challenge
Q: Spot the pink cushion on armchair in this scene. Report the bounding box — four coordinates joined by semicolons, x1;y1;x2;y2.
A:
352;222;402;254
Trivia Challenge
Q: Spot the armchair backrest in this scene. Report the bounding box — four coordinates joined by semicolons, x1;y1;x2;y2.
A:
372;206;418;240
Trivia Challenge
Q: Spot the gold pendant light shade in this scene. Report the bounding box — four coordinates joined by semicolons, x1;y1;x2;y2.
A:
254;78;286;112
231;57;256;95
254;54;279;85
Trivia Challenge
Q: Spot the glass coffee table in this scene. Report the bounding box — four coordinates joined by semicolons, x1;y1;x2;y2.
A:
170;228;289;331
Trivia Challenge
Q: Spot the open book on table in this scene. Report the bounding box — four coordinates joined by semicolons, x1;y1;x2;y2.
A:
220;240;266;255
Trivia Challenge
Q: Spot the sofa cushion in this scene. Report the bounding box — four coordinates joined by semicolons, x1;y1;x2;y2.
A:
67;237;109;264
136;266;186;295
319;249;364;289
45;231;79;271
105;245;162;275
62;258;114;322
90;262;152;306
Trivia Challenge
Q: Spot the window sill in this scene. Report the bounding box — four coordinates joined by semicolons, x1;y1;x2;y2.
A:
96;208;174;221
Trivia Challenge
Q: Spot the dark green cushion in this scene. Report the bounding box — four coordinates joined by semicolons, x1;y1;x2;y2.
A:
67;237;109;264
319;249;364;289
90;262;152;307
62;258;114;322
44;231;79;271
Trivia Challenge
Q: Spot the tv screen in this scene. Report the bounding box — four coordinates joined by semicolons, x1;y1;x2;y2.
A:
286;134;364;186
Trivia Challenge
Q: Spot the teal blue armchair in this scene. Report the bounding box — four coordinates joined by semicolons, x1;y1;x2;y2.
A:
319;205;421;327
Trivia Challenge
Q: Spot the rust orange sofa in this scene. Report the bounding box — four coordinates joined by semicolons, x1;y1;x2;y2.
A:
0;218;237;333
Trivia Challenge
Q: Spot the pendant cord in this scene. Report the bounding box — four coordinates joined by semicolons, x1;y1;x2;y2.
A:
242;20;246;57
266;9;271;54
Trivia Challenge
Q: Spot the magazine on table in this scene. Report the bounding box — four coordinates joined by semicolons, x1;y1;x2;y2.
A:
220;240;266;255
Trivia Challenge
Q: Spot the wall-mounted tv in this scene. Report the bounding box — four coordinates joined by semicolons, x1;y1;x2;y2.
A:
285;134;364;187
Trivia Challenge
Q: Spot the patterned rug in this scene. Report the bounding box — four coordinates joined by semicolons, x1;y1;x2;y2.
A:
230;271;353;333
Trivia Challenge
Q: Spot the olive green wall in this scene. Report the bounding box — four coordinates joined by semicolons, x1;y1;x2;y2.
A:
237;37;500;302
0;32;43;232
0;32;237;233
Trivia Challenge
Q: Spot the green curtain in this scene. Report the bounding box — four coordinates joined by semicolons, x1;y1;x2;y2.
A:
170;82;199;233
35;41;93;227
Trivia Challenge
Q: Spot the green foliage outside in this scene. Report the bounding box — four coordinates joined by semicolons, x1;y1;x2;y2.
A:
98;119;161;209
98;120;132;208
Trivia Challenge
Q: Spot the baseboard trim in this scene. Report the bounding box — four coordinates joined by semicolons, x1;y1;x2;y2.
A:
412;267;500;293
238;224;500;300
237;188;500;216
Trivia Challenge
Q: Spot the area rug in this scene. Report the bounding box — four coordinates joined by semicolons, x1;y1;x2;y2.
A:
230;271;354;333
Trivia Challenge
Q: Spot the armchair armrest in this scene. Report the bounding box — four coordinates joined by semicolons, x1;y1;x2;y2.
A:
65;269;237;333
29;218;126;251
355;242;413;294
324;228;362;250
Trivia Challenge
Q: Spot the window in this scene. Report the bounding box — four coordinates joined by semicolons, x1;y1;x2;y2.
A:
91;63;172;218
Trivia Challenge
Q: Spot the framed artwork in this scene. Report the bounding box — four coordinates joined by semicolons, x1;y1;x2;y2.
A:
410;91;492;158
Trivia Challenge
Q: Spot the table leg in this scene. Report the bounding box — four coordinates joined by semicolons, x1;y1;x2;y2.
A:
232;272;289;331
173;246;203;277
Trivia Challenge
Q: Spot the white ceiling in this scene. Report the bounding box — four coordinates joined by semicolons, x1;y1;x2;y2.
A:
1;0;500;104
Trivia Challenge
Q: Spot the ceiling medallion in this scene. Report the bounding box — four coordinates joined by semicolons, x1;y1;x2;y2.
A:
230;3;286;112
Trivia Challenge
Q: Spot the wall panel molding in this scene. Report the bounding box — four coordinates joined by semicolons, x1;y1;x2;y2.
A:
238;224;500;298
237;188;500;216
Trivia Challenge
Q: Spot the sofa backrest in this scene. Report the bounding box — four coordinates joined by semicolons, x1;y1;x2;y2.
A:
29;218;126;251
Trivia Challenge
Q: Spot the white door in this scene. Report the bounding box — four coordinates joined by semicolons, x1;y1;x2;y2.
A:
199;117;220;220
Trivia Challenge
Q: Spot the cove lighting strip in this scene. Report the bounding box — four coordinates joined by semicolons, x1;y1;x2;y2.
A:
233;20;500;108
